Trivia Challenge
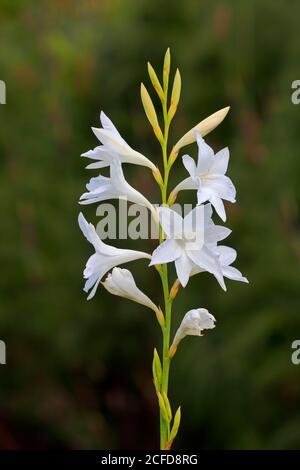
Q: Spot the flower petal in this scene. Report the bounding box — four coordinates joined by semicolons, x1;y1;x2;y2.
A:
182;154;197;179
150;239;182;266
210;147;229;174
210;196;226;221
175;251;193;287
158;206;183;238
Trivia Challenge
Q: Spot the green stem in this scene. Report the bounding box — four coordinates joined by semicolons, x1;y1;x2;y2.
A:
159;95;172;449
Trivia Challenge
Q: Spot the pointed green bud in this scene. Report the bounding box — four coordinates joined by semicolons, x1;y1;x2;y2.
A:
148;62;164;101
157;391;169;423
169;406;181;442
152;348;162;392
140;83;164;143
163;47;171;91
168;68;181;121
162;392;172;422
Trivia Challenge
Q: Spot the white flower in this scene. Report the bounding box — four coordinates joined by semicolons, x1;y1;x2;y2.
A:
78;213;151;300
173;132;236;221
191;244;249;286
81;111;156;171
169;308;216;357
102;267;159;313
79;158;154;213
150;204;231;289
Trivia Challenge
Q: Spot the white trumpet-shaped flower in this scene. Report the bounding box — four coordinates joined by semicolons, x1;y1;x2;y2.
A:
81;111;156;171
173;132;236;221
150;204;231;289
79;158;154;213
191;244;249;286
169;308;216;357
78;213;151;300
102;267;159;313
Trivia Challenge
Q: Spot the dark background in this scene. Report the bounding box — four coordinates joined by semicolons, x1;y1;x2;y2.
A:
0;0;300;449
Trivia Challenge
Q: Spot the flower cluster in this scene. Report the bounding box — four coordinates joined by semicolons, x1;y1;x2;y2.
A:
78;50;248;450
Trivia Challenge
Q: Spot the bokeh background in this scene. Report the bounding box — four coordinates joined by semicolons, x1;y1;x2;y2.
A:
1;0;300;450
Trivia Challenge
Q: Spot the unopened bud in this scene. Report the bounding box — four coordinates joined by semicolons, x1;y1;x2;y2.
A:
170;279;181;300
173;106;230;153
167;189;178;206
148;62;164;101
163;48;171;90
152;166;163;187
156;306;165;328
140;83;164;143
168;147;178;167
168;68;181;121
168;343;177;359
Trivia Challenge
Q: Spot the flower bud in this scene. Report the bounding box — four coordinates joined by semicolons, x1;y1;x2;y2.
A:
141;83;164;143
163;47;171;90
170;279;181;300
152;166;163;187
156;306;165;328
167;189;178;206
148;62;164;101
168;69;181;121
173;106;230;153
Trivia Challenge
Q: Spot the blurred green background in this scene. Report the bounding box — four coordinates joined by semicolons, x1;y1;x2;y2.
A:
0;0;300;450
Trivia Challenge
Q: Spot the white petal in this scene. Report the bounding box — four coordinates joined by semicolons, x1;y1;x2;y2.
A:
222;265;249;283
175;252;193;287
207;174;236;202
78;212;104;253
210;196;226;221
87;278;101;300
182;154;197;179
158;207;183;238
195;132;214;172
187;246;226;290
150;239;182;266
100;111;124;140
172;176;197;194
217;245;237;266
183;205;205;234
205;223;231;244
103;267;158;312
210;147;229;174
173;308;216;346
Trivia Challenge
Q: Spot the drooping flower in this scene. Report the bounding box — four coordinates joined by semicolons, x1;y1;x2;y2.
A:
169;308;216;357
102;267;159;313
150;204;231;289
172;132;236;221
82;111;156;171
78;213;151;300
79;158;155;213
191;244;249;286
